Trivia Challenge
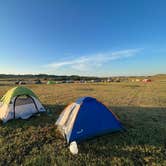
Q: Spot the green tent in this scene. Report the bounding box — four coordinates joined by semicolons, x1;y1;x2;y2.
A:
1;86;37;105
47;81;55;84
0;86;45;123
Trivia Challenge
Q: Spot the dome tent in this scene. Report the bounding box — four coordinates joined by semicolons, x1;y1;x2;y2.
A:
47;81;55;84
0;86;45;123
142;79;152;82
56;97;124;143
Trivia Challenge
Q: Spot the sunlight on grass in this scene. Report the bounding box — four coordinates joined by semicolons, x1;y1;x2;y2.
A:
0;81;166;165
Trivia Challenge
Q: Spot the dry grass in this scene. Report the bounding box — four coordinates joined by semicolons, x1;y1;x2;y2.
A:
0;81;166;165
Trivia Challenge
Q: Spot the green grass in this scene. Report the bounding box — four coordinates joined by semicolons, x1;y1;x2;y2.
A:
0;81;166;165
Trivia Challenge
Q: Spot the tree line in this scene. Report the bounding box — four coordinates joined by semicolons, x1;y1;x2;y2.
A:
0;74;102;81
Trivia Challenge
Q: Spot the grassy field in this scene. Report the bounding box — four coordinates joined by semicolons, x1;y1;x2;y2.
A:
0;80;166;165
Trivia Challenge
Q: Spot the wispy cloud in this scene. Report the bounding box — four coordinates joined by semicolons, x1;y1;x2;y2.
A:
45;48;141;72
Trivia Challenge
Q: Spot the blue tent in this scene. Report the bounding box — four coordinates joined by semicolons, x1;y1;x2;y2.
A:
56;97;124;143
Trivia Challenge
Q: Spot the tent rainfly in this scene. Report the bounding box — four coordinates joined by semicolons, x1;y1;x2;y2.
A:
56;97;124;143
0;86;45;123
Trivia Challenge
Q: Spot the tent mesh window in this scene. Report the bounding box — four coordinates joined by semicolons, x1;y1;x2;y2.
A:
15;95;35;106
13;95;38;119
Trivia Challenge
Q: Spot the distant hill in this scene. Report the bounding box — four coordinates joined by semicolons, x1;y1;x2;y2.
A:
153;74;166;77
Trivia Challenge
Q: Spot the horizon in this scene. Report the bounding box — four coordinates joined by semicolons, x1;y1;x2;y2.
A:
0;73;165;78
0;0;166;76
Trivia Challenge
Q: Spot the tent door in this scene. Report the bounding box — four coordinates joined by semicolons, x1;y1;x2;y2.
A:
13;95;38;119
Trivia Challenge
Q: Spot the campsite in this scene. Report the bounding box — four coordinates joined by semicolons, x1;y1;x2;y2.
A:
0;75;165;165
1;0;166;165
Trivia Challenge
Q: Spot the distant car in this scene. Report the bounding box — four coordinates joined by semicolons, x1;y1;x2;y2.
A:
15;80;26;85
35;80;42;84
19;81;26;85
107;79;113;82
95;79;101;82
80;80;85;83
65;80;74;83
115;79;120;82
15;81;19;85
142;79;152;83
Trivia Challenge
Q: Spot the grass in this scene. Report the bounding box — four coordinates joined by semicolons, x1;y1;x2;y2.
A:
0;81;166;165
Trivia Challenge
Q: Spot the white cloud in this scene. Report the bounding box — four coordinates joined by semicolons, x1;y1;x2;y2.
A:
45;48;141;72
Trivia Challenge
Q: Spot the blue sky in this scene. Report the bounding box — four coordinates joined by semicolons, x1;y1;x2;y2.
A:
0;0;165;76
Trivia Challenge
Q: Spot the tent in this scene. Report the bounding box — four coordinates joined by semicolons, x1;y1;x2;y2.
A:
0;86;45;123
56;97;124;143
142;79;152;82
35;79;42;84
47;81;55;84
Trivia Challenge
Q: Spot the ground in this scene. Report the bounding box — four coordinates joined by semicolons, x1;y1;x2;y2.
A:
0;80;166;165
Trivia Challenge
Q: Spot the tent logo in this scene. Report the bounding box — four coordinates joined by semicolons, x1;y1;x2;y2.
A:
77;129;84;134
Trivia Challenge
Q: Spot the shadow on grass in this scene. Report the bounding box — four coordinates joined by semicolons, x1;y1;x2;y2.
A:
78;106;166;165
1;105;166;144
